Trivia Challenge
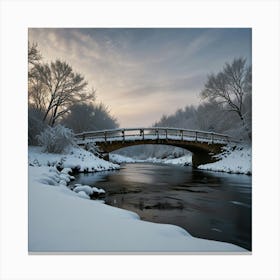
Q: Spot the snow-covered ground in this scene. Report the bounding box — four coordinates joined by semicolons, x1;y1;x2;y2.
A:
29;164;246;252
29;146;119;172
161;154;192;166
111;145;251;175
109;153;138;164
198;145;252;175
110;153;192;166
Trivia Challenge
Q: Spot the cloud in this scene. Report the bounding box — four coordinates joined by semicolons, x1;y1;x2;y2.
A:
29;28;251;127
117;72;206;98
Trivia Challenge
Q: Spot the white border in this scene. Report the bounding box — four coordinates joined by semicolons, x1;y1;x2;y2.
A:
1;0;280;279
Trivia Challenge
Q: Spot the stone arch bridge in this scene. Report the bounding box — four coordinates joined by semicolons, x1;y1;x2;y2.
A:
75;127;238;167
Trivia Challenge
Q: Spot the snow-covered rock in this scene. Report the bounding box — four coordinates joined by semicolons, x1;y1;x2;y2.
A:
73;185;92;194
59;179;67;186
73;185;105;200
59;173;71;183
77;191;90;199
61;167;73;174
74;185;93;195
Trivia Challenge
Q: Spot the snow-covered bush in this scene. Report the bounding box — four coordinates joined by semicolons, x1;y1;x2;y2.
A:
84;142;102;157
37;125;76;153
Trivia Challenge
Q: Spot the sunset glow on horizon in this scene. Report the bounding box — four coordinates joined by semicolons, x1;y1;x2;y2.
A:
29;28;251;127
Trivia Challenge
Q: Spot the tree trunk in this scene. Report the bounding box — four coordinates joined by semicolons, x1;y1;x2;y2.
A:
238;112;251;140
50;105;59;126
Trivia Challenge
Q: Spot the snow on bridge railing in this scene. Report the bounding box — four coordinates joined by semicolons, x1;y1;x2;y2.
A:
75;127;239;145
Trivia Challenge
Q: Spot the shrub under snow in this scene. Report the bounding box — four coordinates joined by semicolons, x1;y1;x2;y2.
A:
37;125;75;154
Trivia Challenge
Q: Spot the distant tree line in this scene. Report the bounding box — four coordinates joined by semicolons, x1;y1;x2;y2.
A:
154;58;252;141
28;42;118;145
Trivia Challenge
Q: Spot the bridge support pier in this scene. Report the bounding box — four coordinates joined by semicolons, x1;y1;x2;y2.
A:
192;152;217;168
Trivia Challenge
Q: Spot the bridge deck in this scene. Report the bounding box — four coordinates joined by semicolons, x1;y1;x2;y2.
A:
76;134;230;145
75;127;239;167
75;127;238;145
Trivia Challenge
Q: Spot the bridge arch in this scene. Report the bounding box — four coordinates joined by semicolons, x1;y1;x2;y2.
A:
75;127;237;167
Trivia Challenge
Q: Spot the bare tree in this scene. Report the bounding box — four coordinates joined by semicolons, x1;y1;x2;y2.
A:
201;58;251;139
28;73;48;112
28;42;44;108
28;42;42;66
34;60;95;126
28;42;47;144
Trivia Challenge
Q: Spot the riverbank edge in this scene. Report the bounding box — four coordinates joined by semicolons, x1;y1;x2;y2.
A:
28;166;248;252
28;146;248;252
110;144;252;175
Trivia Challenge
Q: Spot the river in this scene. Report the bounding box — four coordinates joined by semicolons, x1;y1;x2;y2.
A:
71;163;252;250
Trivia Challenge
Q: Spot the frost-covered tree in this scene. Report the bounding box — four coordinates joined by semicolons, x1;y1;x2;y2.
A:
154;105;197;130
33;60;95;126
37;125;75;153
201;58;251;139
153;95;251;141
62;103;119;133
28;107;47;145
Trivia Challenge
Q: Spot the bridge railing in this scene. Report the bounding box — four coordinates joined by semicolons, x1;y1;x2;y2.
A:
75;127;238;144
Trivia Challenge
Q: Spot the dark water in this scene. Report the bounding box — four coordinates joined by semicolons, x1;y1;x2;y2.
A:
71;163;252;250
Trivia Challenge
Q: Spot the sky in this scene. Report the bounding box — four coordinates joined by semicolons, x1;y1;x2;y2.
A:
29;28;251;127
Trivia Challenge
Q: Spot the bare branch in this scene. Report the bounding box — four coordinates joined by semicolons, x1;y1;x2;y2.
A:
200;57;252;139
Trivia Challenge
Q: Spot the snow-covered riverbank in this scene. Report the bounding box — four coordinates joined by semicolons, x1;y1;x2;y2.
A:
198;145;251;175
110;153;192;165
28;166;246;252
29;146;119;172
111;144;251;175
28;146;247;252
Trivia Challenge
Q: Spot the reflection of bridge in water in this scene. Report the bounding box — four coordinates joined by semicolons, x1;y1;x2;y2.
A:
75;127;239;167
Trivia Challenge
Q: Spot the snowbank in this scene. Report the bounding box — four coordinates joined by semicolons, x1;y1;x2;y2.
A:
198;145;251;175
109;153;137;164
110;153;192;166
161;154;192;166
29;166;247;252
29;146;119;172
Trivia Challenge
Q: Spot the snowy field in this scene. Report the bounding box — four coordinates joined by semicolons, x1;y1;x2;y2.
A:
28;146;247;252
